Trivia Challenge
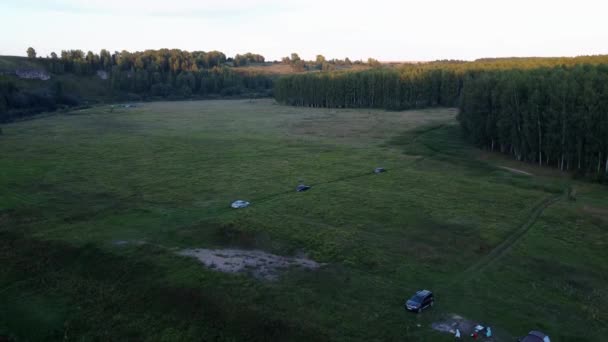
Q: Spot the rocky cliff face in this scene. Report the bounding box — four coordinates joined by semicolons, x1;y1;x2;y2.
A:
14;69;51;80
96;70;109;80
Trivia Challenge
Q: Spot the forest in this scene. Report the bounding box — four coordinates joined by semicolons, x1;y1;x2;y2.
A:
274;56;608;178
0;48;378;122
46;49;274;97
0;48;275;122
0;78;80;123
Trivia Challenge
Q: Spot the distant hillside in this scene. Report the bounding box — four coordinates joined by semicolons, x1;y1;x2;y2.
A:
0;52;275;122
0;55;49;70
0;49;384;122
234;62;371;75
0;56;112;122
0;55;112;99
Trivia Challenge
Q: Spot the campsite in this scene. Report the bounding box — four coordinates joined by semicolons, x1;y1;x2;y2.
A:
2;1;608;340
1;99;606;340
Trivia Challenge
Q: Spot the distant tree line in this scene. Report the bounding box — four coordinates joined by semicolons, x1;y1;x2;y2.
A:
40;48;274;97
108;65;273;99
232;53;265;67
274;68;460;109
45;49;229;75
0;48;275;121
280;53;372;72
275;56;608;178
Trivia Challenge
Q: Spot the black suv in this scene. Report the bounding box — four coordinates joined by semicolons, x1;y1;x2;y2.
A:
405;290;434;313
518;331;550;342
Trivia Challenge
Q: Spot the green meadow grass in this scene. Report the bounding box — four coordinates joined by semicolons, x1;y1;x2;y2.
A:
0;99;606;341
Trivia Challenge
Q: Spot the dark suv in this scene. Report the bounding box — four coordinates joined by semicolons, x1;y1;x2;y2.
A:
405;290;434;313
518;331;550;342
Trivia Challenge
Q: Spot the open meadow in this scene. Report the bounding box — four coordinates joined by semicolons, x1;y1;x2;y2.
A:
1;99;606;341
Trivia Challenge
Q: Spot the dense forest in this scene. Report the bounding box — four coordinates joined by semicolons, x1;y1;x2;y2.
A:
275;56;608;178
460;65;608;178
274;68;460;109
0;48;380;122
45;49;274;97
0;78;80;122
0;48;274;122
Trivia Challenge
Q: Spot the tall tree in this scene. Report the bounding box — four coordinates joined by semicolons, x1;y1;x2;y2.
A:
26;47;36;59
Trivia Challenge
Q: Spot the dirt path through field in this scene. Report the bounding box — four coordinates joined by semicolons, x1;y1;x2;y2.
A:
458;192;563;281
429;193;563;340
499;166;533;176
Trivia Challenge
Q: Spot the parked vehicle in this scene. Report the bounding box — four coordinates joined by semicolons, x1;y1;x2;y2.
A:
404;290;434;313
518;330;551;342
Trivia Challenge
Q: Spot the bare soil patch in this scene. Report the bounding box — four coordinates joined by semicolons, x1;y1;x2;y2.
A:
287;108;455;144
112;239;147;246
178;248;322;280
234;63;371;75
432;314;496;341
582;205;608;223
479;151;569;178
432;313;476;334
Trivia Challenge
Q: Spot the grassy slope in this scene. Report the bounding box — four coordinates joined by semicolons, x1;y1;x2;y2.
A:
0;56;112;101
0;100;606;341
0;56;366;103
0;56;46;70
234;62;371;75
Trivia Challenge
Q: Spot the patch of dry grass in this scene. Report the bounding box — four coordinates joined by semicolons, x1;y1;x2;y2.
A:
233;63;371;75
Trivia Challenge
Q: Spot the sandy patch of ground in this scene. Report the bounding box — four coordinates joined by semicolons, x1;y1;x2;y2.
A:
582;205;608;223
432;314;476;334
287;108;455;144
178;248;322;280
432;314;496;340
499;166;533;176
112;239;147;246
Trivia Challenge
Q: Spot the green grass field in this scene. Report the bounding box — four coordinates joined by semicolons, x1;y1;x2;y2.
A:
1;99;606;341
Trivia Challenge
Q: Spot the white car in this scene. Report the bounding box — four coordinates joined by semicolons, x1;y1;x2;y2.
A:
231;200;250;209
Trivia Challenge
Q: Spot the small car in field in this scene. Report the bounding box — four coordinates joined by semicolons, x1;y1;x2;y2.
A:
296;184;311;192
405;289;434;313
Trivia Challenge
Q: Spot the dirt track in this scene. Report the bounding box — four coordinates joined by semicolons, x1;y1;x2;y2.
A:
499;166;533;176
460;192;564;280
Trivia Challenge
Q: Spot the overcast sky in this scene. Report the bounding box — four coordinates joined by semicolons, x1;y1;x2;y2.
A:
1;0;607;61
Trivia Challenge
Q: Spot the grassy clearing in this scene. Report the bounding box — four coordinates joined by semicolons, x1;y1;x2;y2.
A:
0;56;112;101
0;56;44;70
234;63;371;75
0;99;606;341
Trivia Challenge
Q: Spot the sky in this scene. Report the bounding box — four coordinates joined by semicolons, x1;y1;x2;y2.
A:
1;0;607;61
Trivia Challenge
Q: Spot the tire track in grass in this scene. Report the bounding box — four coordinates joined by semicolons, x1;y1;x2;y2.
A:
397;125;568;284
458;191;564;282
168;170;383;225
251;171;376;205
